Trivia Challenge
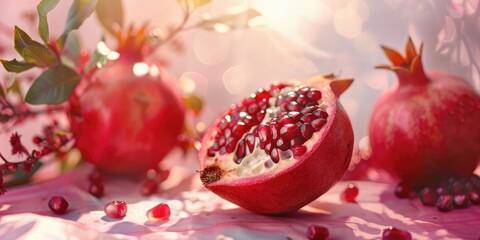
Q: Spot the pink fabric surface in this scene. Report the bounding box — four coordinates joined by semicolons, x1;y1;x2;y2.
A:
1;165;480;240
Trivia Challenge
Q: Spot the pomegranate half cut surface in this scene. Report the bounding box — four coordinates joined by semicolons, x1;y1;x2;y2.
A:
198;74;354;215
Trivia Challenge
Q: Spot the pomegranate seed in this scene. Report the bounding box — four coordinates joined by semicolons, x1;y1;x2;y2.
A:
235;140;246;163
270;148;280;163
382;227;412;240
276;138;290;151
141;179;158;196
232;122;248;138
469;191;480;204
297;95;309;105
311;118;327;131
307;90;322;101
48;196;69;214
301;114;316;123
419;188;438;206
290;137;303;148
292;145;307;157
146;203;171;221
270;124;280;140
280;123;300;139
245;134;256;153
287;111;302;121
453;194;470;208
89;182;104;198
257;125;271;143
300;123;314;139
313;109;328;119
287;102;302;111
255;90;270;102
225;137;237;153
32;136;42;144
207;147;216;157
306;225;329;240
341;183;359;202
279;115;295;125
89;171;104;184
394;182;415;199
247;103;259;115
104;201;127;218
436;195;454;212
255;110;266;122
450;180;464;194
301;105;317;114
299;87;310;95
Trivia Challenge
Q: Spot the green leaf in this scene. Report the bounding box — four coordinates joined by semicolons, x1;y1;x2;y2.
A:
14;26;35;54
7;76;22;97
64;31;81;65
1;59;35;73
22;45;58;67
37;0;61;42
57;0;99;49
197;8;262;32
25;64;81;105
95;0;123;36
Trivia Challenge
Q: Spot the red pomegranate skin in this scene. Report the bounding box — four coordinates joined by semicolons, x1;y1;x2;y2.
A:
69;61;185;175
369;39;480;187
199;77;354;215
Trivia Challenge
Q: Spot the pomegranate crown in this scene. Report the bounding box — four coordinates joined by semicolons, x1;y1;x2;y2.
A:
114;24;149;62
376;37;429;85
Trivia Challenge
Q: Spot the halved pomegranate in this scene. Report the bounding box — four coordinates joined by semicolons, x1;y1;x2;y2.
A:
198;74;354;215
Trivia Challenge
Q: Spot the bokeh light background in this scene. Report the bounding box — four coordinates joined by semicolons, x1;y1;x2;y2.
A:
1;0;479;148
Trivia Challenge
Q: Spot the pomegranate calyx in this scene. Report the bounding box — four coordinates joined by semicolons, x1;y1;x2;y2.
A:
305;74;353;98
115;24;149;62
376;37;430;86
330;78;354;98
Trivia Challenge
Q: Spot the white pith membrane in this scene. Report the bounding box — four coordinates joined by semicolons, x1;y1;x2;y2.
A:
203;82;333;182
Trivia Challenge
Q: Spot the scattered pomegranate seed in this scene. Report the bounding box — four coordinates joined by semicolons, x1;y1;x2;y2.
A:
306;225;329;240
382;227;412;240
341;183;359;202
141;179;158;196
419;188;438;206
394;182;415;199
104;201;127;218
436;195;454;212
48;196;69;214
146;203;171;221
88;182;104;198
88;171;104;184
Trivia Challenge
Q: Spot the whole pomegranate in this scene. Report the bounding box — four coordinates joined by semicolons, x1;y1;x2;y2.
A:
69;28;185;175
369;37;480;187
198;74;354;215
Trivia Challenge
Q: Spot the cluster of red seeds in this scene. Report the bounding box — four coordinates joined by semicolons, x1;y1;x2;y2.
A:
207;84;328;164
395;174;480;212
207;85;283;158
